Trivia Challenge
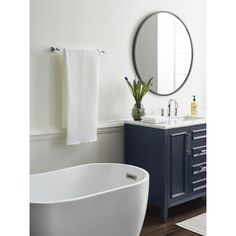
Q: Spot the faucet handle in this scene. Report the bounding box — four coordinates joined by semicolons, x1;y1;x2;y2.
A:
157;108;164;116
174;101;178;116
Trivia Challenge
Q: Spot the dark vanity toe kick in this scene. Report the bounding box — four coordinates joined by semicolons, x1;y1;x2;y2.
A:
168;192;206;208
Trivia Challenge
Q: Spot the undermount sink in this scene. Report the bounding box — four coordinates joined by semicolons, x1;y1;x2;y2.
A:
162;115;206;128
125;115;206;129
170;116;205;122
142;115;205;123
164;115;206;128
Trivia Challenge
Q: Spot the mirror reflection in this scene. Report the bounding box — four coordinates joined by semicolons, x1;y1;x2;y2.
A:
133;12;193;95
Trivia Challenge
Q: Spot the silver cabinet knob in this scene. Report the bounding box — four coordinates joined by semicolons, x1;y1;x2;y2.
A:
200;165;206;171
200;148;206;153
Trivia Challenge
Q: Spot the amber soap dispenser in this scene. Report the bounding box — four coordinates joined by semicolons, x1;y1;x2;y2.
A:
191;95;198;116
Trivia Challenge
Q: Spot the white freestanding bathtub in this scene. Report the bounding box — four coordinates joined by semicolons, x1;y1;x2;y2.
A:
30;163;149;236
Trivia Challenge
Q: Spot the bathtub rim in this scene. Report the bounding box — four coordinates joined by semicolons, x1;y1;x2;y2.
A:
30;163;149;205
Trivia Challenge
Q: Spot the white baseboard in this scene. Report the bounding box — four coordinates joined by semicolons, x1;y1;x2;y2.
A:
30;120;125;142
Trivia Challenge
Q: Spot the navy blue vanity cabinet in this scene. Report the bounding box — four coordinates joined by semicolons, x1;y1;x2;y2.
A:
124;123;206;222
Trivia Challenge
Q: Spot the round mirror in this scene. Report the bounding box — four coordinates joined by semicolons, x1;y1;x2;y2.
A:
133;12;193;96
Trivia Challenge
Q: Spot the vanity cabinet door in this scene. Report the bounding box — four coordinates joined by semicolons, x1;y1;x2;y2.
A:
168;128;189;204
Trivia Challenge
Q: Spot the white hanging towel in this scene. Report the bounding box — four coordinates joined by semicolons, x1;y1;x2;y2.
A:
62;48;99;145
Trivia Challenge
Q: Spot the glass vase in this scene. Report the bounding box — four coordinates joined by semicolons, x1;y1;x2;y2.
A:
132;103;145;121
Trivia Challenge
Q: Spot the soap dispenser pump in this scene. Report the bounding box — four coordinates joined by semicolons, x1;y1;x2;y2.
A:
191;95;198;116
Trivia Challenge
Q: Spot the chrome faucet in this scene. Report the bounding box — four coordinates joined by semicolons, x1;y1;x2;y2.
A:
168;99;178;117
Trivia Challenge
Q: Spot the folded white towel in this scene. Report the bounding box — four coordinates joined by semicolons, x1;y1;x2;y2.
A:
142;115;168;124
62;48;99;145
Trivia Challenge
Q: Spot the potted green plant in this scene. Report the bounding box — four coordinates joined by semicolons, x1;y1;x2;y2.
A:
124;76;153;121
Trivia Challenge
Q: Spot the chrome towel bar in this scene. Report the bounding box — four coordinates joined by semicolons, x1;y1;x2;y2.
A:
50;46;106;54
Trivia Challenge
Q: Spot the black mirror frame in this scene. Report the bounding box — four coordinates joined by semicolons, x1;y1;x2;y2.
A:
132;11;194;96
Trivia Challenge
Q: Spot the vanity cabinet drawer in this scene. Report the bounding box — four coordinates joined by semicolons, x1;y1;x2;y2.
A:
191;128;206;142
191;145;207;159
191;162;206;177
191;178;206;193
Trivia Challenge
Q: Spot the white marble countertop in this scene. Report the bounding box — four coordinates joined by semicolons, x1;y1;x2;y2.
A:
125;116;206;130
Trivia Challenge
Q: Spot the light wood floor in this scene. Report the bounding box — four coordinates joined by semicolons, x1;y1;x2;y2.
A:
140;198;206;236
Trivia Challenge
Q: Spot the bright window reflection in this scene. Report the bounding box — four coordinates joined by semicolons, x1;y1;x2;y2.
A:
157;13;192;94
